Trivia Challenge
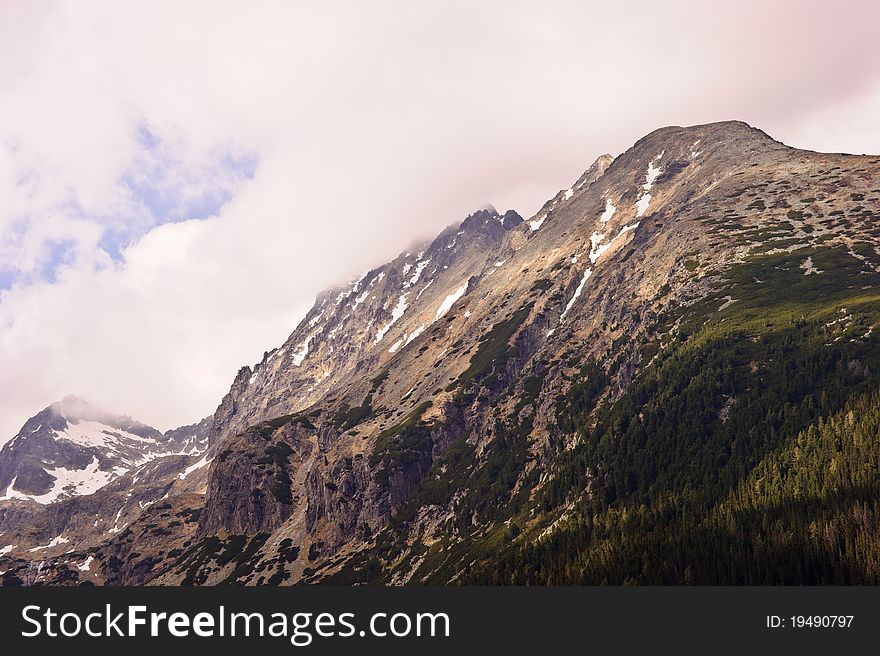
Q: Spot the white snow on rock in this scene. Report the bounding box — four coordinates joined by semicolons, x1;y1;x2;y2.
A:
292;335;313;366
588;222;641;265
564;188;574;200
404;324;426;347
353;290;370;308
416;280;434;300
589;231;609;263
28;534;69;552
559;268;593;322
390;321;427;354
635;151;664;217
0;457;117;505
375;293;409;343
55;421;154;449
617;221;640;238
0;544;14;555
529;213;548;231
78;556;94;571
435;281;469;320
179;453;213;480
405;259;430;288
107;507;125;534
600;199;617;224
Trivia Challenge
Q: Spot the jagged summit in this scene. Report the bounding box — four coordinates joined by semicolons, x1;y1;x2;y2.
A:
0;396;207;506
459;206;523;233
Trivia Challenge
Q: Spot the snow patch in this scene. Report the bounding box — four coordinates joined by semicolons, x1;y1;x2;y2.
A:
292;335;313;366
54;421;155;449
405;259;430;288
28;534;69;552
635;151;664;217
529;213;548;231
589;231;609;263
404;324;426;347
78;556;94;571
588;222;640;265
375;293;409;343
435;281;469;320
600;199;617;224
416;280;434;300
178;454;213;480
107;507;125;534
559;268;593;322
353;290;370;308
0;457;117;505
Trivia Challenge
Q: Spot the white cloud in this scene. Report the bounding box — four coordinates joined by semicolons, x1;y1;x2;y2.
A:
1;1;880;441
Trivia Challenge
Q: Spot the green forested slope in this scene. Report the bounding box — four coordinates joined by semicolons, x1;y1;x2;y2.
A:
329;246;880;584
473;246;880;584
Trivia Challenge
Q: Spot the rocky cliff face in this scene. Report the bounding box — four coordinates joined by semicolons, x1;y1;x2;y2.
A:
5;120;880;585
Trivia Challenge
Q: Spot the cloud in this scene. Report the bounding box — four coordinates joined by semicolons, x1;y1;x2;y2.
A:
1;0;880;440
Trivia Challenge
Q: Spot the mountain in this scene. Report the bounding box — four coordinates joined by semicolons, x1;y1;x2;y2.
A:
3;120;880;585
0;395;205;504
0;396;211;575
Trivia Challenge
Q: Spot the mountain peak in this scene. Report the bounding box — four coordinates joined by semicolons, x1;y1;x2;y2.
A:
626;120;782;162
1;396;208;506
459;206;522;234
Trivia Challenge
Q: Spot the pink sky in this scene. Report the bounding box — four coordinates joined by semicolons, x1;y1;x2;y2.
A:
1;0;879;441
